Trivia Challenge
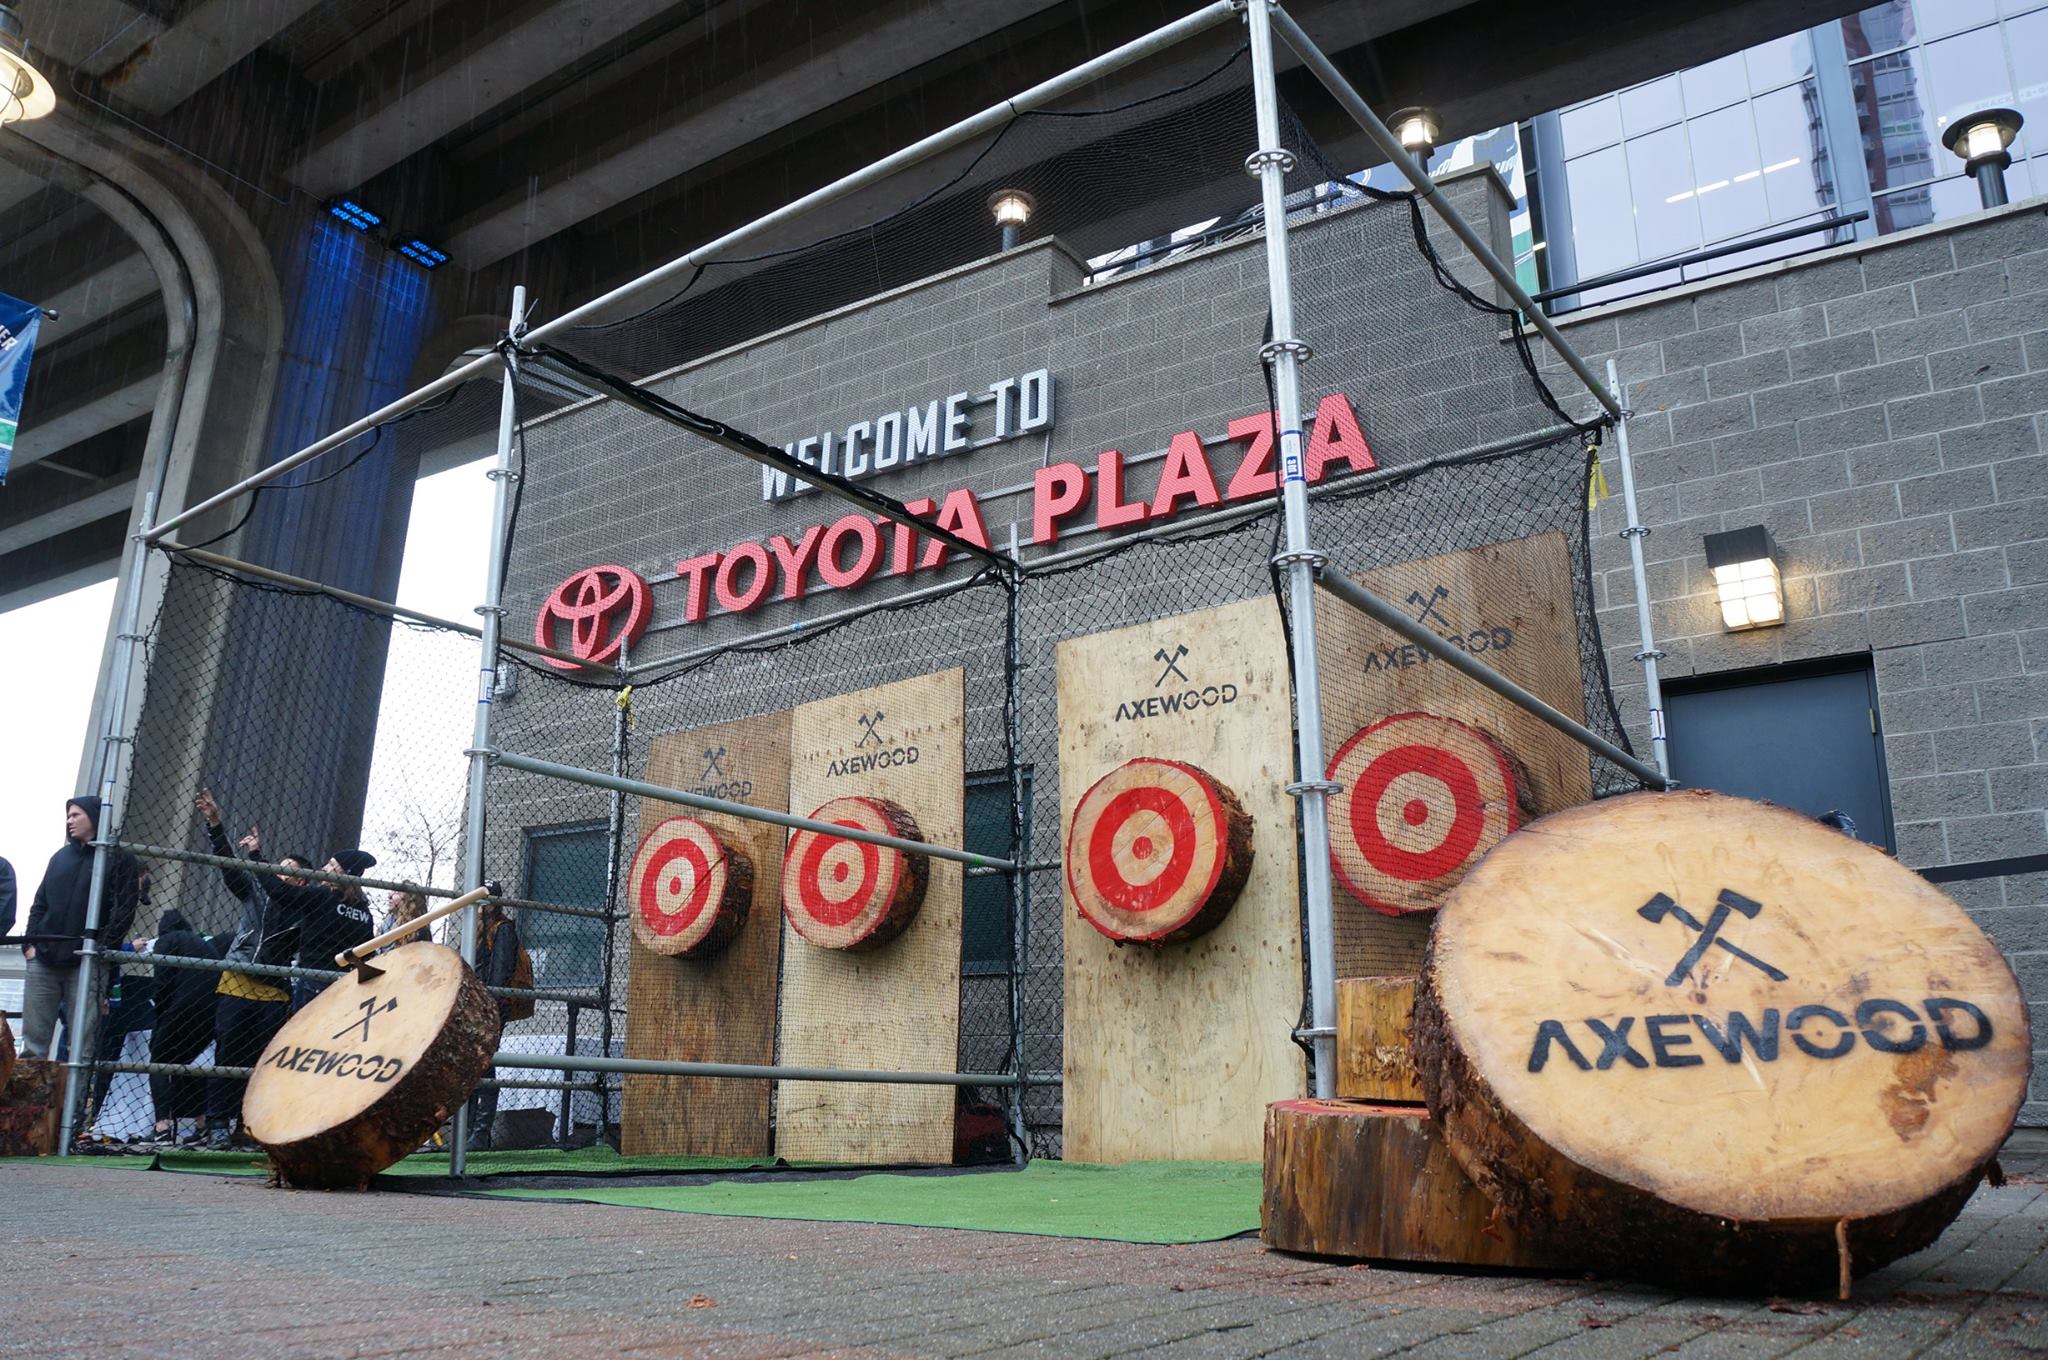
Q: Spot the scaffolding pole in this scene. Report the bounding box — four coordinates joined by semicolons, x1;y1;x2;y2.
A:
59;494;158;1153
139;1;1242;548
1267;4;1620;421
491;748;1017;871
451;287;527;1175
1316;570;1670;789
1246;0;1339;1099
1608;358;1672;780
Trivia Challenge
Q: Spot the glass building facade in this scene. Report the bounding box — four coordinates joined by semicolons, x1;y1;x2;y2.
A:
1522;1;2048;308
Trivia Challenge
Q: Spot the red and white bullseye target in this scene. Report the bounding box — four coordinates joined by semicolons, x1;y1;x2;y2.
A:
1326;712;1521;916
629;816;753;959
1066;757;1254;945
781;796;929;951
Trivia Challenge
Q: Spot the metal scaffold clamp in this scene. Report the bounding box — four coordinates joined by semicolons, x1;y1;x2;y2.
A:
1270;547;1327;572
1284;778;1343;798
1244;147;1296;175
1260;337;1313;364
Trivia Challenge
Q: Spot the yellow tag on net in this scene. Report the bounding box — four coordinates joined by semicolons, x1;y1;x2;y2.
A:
1587;449;1610;511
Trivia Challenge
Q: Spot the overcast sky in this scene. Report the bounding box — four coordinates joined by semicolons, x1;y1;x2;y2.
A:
0;458;489;910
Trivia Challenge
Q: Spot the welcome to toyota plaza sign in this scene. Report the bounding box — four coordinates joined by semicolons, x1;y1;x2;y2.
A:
534;368;1378;669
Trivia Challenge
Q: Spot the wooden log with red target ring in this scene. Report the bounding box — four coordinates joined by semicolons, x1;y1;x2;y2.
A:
1326;712;1528;917
781;796;929;951
1066;757;1255;945
628;816;754;960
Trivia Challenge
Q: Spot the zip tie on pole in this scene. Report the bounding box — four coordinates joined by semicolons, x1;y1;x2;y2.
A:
615;683;635;733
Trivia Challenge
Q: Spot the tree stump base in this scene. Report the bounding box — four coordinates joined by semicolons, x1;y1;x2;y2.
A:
243;942;500;1189
0;1013;14;1093
1263;1098;1562;1268
0;1055;67;1157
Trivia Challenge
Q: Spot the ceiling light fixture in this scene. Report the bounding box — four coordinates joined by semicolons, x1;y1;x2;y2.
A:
328;199;383;232
0;6;56;127
396;237;449;270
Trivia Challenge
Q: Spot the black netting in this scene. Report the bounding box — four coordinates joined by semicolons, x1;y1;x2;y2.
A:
60;33;1643;1165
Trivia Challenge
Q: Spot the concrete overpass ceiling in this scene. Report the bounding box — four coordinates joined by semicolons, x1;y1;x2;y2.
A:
0;0;1880;607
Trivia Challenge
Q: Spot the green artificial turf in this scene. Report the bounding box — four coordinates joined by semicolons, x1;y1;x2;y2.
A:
480;1159;1264;1243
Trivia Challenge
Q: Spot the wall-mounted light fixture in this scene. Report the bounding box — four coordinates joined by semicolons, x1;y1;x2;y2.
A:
1704;525;1784;631
989;188;1036;252
0;5;56;127
1941;106;2024;209
1388;107;1441;166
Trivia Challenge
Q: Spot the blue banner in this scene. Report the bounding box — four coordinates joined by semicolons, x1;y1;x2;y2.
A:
0;290;42;484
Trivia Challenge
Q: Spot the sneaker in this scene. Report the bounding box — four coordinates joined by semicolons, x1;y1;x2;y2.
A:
202;1127;234;1151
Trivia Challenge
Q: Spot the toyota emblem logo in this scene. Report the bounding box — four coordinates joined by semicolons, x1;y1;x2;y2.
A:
534;565;651;669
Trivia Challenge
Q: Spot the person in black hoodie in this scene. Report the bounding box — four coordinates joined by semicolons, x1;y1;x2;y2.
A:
0;854;16;942
128;907;224;1142
22;797;138;1060
287;848;377;1013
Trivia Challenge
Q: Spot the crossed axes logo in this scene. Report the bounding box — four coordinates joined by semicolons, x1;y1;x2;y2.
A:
1638;889;1788;987
1153;644;1190;686
1408;585;1449;628
701;746;728;781
333;995;398;1044
855;711;887;748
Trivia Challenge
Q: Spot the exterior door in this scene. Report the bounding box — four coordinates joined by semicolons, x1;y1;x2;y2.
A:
1665;659;1896;852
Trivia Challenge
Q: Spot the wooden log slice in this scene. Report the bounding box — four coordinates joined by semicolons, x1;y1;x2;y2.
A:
243;941;500;1189
629;815;754;960
781;795;928;952
1327;712;1524;916
1065;757;1255;944
1413;790;2033;1294
0;1013;13;1093
1263;1098;1562;1268
0;1055;64;1157
1336;976;1423;1104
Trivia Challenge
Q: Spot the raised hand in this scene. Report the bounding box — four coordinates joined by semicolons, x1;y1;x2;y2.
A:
195;788;221;826
239;823;261;855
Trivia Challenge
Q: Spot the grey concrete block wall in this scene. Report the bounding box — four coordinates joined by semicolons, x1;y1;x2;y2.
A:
1560;202;2048;1126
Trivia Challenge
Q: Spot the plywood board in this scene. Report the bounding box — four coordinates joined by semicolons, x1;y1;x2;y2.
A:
622;712;790;1158
776;669;964;1164
1057;596;1306;1162
1313;531;1592;975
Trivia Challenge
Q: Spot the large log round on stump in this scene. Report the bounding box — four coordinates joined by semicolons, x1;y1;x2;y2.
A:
1066;757;1254;944
781;796;928;952
1327;712;1525;916
1412;790;2032;1294
243;942;500;1189
630;815;754;960
1263;1098;1561;1268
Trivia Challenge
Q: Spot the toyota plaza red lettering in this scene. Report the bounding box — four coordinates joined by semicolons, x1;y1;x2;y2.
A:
544;393;1374;629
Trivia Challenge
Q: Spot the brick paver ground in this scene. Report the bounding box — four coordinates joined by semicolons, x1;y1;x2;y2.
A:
2;1149;2043;1359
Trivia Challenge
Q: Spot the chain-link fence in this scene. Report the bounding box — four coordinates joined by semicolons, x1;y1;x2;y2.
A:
38;16;1658;1165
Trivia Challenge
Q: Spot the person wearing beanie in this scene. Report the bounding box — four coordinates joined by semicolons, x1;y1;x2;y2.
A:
193;789;308;1149
21;796;139;1059
286;847;377;1012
